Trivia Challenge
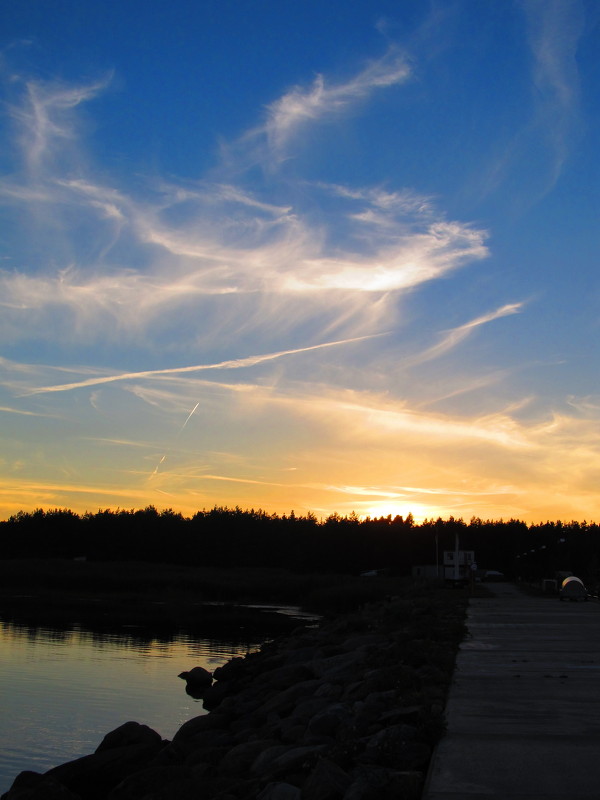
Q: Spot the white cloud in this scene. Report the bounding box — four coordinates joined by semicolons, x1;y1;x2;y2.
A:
523;0;583;111
405;302;524;366
262;51;411;156
522;0;584;180
0;56;493;357
9;76;110;175
0;405;52;417
0;157;489;345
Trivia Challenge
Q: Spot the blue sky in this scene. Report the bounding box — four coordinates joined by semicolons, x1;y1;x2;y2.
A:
1;0;599;522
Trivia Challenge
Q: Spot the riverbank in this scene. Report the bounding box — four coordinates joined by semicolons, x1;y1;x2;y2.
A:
2;579;469;800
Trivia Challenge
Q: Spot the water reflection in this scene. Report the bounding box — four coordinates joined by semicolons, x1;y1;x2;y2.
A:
0;619;262;795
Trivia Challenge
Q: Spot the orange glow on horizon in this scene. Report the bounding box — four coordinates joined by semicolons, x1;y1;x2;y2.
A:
360;503;434;523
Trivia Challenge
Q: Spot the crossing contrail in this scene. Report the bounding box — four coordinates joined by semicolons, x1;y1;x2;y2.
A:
150;401;200;478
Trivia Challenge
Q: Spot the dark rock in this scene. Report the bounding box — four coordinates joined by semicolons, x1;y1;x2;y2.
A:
178;666;213;686
313;683;343;700
212;657;245;682
250;746;291;777
281;646;323;666
185;772;245;799
345;766;422;800
107;765;198;799
201;680;233;710
306;703;354;740
183;745;230;767
172;712;231;742
311;652;365;682
161;728;234;762
245;652;285;678
362;726;430;770
288;697;329;727
254;663;315;692
302;758;351;800
256;782;301;800
361;690;396;714
278;723;307;745
340;635;385;653
2;771;81;800
95;722;163;753
377;703;421;726
260;680;322;716
253;745;326;779
353;694;416;736
218;739;280;776
45;740;164;800
342;666;416;701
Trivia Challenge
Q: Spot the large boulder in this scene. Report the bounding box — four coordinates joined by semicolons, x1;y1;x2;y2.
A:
302;757;351;800
362;725;430;770
106;764;198;800
256;783;301;800
251;745;326;778
44;736;165;799
1;771;81;800
217;739;279;776
95;722;162;753
305;703;354;740
345;766;422;800
177;666;212;687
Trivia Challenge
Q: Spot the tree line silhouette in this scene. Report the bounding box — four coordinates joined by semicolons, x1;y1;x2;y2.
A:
2;506;600;583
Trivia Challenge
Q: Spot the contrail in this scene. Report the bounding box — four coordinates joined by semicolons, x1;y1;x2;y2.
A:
26;334;385;395
151;454;167;476
180;402;200;433
150;402;201;478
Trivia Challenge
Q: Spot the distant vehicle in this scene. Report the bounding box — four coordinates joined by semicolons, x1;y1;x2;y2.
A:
483;570;505;582
559;575;588;602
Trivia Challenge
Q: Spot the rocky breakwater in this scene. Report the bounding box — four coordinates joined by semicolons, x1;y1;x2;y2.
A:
2;586;466;800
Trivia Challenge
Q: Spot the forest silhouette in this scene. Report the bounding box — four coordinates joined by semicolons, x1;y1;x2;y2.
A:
2;506;599;584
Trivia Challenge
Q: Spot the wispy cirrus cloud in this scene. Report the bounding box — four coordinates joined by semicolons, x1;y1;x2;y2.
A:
9;75;111;175
0;130;489;348
405;302;524;367
0;44;536;523
521;0;584;185
0;405;52;417
484;0;585;200
261;50;411;156
0;54;488;357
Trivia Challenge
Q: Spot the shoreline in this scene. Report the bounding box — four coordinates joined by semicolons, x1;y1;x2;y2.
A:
2;580;469;800
0;558;415;637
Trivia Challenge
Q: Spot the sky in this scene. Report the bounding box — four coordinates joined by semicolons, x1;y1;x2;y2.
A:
1;0;599;524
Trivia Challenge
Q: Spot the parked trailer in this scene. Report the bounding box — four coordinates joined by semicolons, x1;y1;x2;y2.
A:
559;576;588;602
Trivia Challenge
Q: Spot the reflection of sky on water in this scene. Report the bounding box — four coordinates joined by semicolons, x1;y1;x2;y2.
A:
0;622;261;794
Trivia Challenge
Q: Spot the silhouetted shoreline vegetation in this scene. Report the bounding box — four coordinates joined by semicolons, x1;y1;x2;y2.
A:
1;506;599;583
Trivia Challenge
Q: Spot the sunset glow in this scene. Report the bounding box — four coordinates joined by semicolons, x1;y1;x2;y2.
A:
1;1;599;524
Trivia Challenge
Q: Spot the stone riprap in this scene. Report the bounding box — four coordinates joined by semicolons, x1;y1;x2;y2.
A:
2;588;466;800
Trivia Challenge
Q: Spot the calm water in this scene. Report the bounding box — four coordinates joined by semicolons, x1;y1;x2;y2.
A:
0;621;263;795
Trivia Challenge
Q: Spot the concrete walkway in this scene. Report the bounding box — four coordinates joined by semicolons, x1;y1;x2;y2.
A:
423;582;600;800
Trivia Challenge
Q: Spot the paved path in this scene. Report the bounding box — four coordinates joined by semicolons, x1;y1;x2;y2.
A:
423;582;600;800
